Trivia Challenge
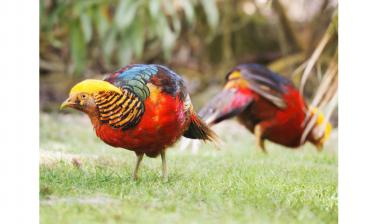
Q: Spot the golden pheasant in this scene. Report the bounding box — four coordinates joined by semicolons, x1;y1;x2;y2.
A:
61;64;216;181
199;64;331;152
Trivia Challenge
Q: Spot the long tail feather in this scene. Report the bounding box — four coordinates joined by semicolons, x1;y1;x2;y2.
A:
183;113;218;142
199;89;253;125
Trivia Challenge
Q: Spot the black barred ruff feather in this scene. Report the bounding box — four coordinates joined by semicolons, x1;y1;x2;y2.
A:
94;90;144;130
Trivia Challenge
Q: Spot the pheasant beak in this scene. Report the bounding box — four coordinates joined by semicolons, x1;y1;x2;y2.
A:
60;97;75;110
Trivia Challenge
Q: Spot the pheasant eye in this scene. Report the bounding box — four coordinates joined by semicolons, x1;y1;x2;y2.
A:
81;94;87;99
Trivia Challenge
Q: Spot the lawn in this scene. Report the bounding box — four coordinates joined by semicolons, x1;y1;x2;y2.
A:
40;113;338;224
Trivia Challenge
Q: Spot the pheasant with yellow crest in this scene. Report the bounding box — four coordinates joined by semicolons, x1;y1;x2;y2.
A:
199;64;332;152
61;64;216;181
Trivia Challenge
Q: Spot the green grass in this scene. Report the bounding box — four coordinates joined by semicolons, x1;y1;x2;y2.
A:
40;113;338;224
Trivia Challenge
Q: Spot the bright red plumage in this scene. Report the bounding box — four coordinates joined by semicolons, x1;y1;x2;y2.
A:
95;91;188;157
199;64;328;151
236;85;307;148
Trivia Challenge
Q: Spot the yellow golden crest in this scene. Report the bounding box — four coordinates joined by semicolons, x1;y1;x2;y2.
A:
228;71;242;80
69;79;122;95
225;71;249;89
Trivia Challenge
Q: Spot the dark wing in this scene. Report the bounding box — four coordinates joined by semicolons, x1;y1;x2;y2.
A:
199;64;293;125
149;65;187;101
198;88;254;125
105;64;187;101
232;64;292;108
104;64;158;101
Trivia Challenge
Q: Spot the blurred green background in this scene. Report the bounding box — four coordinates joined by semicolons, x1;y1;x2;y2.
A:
40;0;338;125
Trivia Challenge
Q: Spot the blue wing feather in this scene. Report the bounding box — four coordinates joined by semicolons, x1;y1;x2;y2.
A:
105;64;158;100
105;64;186;101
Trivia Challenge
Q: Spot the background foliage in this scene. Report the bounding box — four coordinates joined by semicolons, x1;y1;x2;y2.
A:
40;0;338;125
